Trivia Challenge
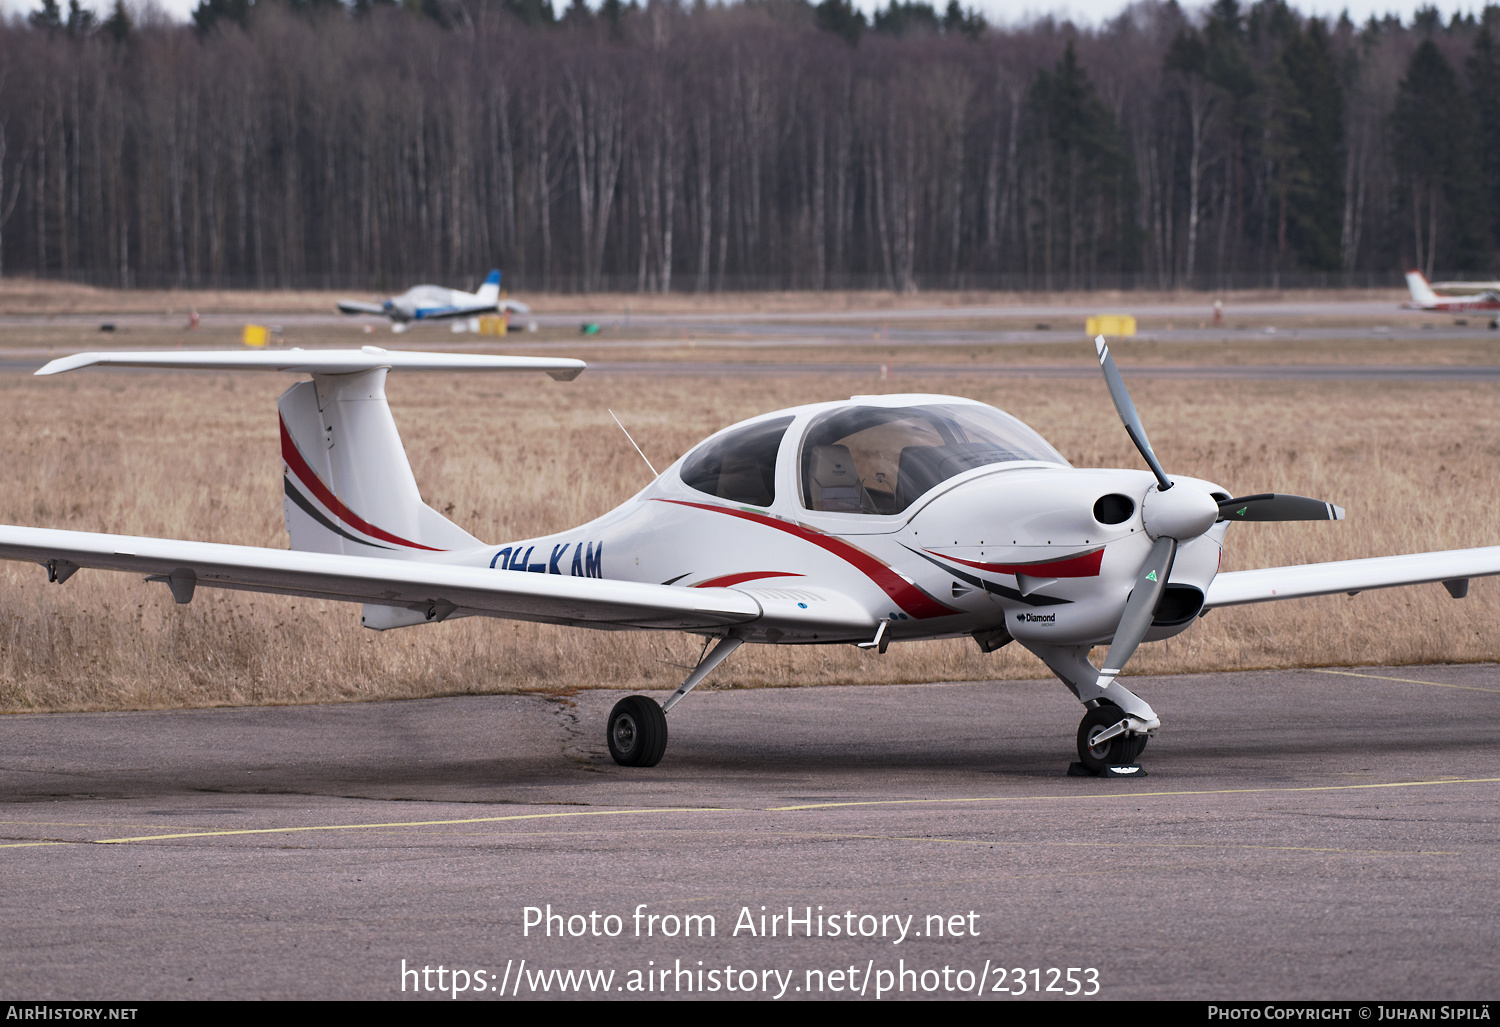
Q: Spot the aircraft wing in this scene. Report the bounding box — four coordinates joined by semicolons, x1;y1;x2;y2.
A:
0;525;762;631
0;525;877;636
337;301;387;316
1203;546;1500;608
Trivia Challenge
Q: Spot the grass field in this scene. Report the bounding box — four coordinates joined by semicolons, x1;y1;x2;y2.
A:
1;307;1497;715
0;276;1406;316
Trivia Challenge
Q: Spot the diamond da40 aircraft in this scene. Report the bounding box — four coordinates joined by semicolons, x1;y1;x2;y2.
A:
337;269;530;330
3;340;1498;773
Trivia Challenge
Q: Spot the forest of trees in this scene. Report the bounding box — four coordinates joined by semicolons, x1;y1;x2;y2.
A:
2;0;1498;292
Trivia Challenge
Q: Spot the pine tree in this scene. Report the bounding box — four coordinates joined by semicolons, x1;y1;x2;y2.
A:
1274;17;1344;270
1392;39;1488;272
1029;41;1136;283
814;0;863;45
28;0;63;30
65;0;97;34
1468;18;1500;259
192;0;253;33
102;0;132;41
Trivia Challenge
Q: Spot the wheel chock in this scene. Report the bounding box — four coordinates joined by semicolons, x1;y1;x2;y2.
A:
1067;762;1148;778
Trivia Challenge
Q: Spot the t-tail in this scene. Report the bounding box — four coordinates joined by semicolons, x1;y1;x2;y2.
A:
33;348;585;613
1405;269;1440;308
475;269;502;307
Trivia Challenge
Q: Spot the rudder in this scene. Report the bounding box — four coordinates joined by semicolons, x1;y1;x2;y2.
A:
475;269;502;307
279;368;481;556
1405;270;1439;307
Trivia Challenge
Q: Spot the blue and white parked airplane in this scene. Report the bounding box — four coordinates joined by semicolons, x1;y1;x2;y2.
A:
337;270;530;330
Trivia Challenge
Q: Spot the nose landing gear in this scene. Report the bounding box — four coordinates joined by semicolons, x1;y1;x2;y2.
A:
1075;704;1148;774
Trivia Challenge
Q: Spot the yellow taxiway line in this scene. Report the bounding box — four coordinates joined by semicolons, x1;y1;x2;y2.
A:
766;776;1500;810
0;776;1494;849
1312;668;1500;694
94;806;732;844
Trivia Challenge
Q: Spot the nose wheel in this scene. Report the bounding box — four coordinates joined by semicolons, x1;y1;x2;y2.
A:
1076;704;1148;773
607;695;668;767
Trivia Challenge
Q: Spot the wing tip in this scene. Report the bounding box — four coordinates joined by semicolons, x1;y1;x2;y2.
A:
35;353;98;376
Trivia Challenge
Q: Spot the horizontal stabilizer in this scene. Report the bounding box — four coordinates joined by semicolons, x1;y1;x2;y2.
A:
1204;545;1500;608
337;301;387;316
35;348;585;381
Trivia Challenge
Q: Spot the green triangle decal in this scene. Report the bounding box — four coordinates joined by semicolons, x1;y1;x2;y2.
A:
1145;570;1157;581
1236;506;1248;517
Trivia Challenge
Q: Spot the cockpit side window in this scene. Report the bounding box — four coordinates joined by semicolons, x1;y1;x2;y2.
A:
679;416;794;508
800;404;1068;515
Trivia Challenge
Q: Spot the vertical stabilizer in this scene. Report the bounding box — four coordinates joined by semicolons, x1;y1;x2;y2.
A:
1405;270;1440;307
278;369;482;556
475;269;502;307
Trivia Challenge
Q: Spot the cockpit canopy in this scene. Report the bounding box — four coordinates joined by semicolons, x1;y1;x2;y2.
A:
677;401;1067;515
679;415;794;508
800;403;1068;514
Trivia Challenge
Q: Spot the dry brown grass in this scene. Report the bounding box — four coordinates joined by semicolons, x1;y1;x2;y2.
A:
0;275;1404;316
1;350;1498;714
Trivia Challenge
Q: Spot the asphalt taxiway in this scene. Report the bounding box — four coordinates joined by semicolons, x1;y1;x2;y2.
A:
2;665;1498;1000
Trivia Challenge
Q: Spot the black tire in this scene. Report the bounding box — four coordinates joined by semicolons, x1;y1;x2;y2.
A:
607;695;668;767
1076;704;1147;772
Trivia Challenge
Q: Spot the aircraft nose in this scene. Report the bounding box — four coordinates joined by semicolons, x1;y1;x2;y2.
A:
1140;483;1219;541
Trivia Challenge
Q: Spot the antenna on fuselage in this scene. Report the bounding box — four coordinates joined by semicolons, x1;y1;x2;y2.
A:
609;409;659;479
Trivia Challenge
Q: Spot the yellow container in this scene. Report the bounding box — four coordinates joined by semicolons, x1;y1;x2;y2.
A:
478;315;508;337
242;324;269;347
1086;314;1136;338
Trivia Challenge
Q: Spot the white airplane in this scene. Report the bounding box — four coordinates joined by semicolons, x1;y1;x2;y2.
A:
2;340;1498;774
1404;271;1500;324
337;270;530;330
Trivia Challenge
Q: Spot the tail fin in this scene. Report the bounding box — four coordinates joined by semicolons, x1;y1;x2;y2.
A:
278;370;481;556
1405;270;1439;307
475;269;502;307
37;348;585;560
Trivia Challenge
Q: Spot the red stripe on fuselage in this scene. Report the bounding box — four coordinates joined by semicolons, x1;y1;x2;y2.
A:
655;499;957;619
931;547;1104;578
692;571;805;589
279;417;443;552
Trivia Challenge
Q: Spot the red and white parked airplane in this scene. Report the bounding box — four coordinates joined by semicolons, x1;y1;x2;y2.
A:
1;340;1497;773
1404;271;1500;325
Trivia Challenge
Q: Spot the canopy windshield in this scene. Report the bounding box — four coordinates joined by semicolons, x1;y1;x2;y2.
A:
800;403;1068;515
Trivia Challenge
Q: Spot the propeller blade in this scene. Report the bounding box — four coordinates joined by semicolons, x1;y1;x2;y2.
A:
1217;494;1345;522
1093;335;1171;492
1097;535;1177;688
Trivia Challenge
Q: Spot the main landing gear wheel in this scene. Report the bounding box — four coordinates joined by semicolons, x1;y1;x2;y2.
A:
1076;704;1148;773
607;695;668;767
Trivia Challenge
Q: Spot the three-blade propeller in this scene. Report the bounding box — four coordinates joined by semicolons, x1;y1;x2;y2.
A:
1091;335;1342;690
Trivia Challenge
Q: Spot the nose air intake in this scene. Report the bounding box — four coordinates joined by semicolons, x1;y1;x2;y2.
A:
1092;493;1134;524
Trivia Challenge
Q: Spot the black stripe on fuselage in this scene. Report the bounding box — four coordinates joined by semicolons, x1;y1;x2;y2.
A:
283;476;395;550
902;545;1071;607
